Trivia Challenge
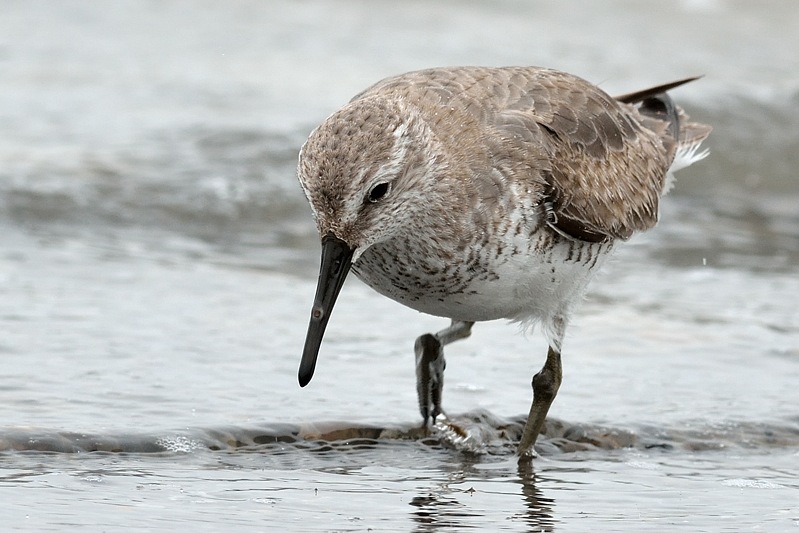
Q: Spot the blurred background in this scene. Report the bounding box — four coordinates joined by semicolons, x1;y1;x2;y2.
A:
2;0;797;256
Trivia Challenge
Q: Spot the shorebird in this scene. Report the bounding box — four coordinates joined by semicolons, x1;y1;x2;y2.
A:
296;66;710;457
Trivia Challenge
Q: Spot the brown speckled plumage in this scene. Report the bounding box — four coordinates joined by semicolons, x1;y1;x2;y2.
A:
297;66;711;457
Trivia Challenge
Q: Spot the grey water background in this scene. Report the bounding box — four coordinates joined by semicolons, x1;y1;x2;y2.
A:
1;0;798;530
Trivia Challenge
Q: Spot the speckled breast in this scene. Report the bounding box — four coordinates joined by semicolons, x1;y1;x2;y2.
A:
351;229;613;324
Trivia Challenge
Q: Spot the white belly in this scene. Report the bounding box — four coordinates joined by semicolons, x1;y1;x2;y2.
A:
352;229;613;326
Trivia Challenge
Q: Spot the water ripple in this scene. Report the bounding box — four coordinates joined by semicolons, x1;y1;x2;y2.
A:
2;412;797;457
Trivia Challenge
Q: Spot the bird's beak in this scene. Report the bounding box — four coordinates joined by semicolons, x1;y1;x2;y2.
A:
298;232;354;387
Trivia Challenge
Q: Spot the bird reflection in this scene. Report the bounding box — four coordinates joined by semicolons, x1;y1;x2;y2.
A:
515;459;556;531
409;455;556;532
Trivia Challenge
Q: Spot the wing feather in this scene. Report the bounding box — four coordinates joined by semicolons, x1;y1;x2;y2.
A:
355;67;705;242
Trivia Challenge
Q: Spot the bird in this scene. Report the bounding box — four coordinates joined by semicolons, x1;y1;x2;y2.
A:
295;66;711;458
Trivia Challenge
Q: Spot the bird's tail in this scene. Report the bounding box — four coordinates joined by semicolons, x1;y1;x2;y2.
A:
616;77;712;193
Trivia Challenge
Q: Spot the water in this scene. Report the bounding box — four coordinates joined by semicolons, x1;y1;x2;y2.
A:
2;0;798;530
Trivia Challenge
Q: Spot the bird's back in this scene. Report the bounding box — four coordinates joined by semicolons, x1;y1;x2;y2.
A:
353;66;711;243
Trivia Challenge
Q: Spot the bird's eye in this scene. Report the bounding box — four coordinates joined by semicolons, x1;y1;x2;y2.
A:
367;182;391;203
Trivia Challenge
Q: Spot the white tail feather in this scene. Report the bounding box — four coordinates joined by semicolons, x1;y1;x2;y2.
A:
663;142;710;195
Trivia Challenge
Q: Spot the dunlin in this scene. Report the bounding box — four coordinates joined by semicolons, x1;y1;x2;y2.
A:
296;66;711;457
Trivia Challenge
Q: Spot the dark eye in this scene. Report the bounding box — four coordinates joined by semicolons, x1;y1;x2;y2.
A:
367;182;391;203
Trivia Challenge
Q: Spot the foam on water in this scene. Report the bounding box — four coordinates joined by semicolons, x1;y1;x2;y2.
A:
3;415;798;456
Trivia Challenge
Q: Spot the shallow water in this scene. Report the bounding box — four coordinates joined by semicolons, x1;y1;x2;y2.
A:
2;0;799;530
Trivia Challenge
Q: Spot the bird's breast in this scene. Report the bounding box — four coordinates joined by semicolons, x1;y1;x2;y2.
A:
351;225;613;324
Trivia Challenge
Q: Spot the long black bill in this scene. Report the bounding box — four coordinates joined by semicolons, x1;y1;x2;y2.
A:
298;233;354;387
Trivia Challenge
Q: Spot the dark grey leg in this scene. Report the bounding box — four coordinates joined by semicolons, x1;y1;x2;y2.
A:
415;320;474;426
517;345;563;457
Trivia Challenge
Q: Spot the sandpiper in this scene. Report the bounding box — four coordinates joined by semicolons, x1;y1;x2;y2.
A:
296;66;710;457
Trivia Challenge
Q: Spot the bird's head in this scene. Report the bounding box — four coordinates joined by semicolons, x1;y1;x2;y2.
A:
296;96;446;386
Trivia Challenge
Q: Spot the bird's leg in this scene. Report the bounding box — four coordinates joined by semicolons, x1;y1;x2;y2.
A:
517;345;562;458
415;334;443;426
415;320;474;426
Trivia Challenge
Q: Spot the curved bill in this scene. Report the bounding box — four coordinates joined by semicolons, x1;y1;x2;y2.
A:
298;233;354;387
